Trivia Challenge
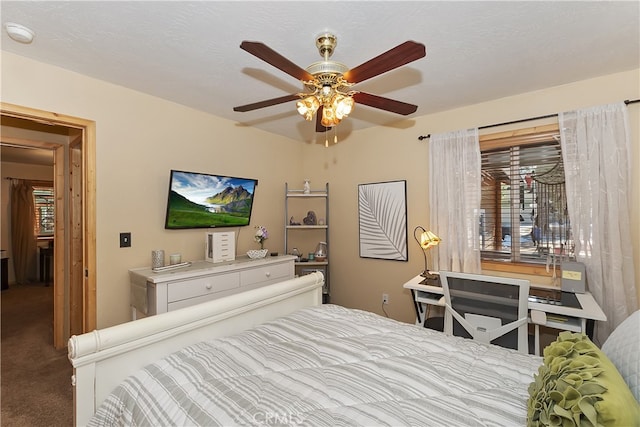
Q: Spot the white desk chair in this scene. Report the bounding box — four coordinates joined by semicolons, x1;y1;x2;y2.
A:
440;271;530;354
530;310;547;356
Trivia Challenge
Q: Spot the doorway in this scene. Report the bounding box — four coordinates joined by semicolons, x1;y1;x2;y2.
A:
1;102;96;349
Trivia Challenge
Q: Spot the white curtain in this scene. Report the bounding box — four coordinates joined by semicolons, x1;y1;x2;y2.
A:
429;129;481;273
559;103;637;343
10;179;37;284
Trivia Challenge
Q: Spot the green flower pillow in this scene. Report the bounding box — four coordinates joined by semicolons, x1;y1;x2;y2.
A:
528;331;640;426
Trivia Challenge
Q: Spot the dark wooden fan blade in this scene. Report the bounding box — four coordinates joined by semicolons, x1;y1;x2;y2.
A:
315;107;331;132
233;94;300;112
240;41;315;82
353;92;418;115
343;41;426;84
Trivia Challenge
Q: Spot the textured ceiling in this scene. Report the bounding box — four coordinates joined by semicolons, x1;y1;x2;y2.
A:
1;1;639;144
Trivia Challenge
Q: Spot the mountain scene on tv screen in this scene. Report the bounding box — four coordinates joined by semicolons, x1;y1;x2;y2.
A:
166;178;254;228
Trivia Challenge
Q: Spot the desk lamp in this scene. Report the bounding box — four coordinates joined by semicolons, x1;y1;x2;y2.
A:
413;226;441;280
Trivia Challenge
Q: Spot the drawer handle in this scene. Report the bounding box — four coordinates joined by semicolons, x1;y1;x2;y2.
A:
265;272;271;277
205;283;212;290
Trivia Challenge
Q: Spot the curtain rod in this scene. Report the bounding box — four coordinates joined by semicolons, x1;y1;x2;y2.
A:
4;177;53;183
417;98;640;141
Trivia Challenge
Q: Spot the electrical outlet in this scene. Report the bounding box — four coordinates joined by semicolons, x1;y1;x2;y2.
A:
120;232;131;248
382;293;389;305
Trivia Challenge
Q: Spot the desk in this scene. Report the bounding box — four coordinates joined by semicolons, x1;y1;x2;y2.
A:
403;274;607;355
39;246;53;286
1;253;8;291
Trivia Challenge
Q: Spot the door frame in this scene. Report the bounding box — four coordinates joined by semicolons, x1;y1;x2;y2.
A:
1;102;96;348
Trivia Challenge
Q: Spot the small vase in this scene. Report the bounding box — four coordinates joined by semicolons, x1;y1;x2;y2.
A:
314;241;327;262
151;249;165;269
303;179;311;194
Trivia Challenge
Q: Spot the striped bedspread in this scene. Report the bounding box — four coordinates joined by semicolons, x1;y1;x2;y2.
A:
90;304;541;426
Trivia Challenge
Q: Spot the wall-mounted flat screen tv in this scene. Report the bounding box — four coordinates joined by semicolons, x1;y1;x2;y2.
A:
164;169;258;229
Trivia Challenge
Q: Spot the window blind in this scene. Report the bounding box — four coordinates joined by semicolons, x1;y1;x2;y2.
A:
480;140;572;263
33;186;54;236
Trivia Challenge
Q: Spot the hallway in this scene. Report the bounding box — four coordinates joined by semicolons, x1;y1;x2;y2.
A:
1;283;72;426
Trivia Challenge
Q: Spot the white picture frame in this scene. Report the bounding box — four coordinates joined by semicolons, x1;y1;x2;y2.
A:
358;180;408;261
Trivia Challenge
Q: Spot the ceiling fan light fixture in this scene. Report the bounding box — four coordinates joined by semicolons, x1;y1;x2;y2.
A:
297;87;354;127
234;34;426;142
296;96;320;121
333;95;354;120
320;84;333;97
321;105;340;128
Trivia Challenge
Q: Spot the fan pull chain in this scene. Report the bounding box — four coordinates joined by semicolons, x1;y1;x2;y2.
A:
334;127;338;144
325;133;329;147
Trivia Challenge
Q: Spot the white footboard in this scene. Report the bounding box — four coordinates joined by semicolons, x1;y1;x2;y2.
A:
68;272;324;426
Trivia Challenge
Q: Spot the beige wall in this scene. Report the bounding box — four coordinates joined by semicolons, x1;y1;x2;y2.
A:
2;51;638;328
303;69;640;324
1;52;305;328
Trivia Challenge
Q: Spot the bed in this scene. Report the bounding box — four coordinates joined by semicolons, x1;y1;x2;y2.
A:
68;272;639;426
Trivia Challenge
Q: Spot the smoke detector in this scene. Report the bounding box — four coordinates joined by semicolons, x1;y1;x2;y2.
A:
5;22;34;44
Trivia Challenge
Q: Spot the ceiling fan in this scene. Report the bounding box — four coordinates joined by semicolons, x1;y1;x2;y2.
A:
233;33;426;141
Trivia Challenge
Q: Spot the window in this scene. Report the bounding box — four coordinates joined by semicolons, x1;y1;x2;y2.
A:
479;125;573;266
33;186;54;237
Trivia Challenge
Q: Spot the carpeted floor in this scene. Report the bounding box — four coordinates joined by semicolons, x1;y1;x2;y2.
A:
1;283;73;426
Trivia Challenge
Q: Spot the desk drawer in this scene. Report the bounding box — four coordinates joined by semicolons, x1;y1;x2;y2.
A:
240;262;291;287
167;272;240;303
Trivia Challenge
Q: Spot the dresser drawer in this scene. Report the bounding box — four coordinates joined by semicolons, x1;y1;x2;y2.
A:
130;256;296;319
167;272;240;303
240;262;292;287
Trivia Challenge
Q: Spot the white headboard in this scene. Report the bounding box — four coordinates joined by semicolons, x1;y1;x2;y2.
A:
68;272;324;426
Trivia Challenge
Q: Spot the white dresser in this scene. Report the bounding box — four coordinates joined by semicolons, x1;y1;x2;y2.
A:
129;255;295;319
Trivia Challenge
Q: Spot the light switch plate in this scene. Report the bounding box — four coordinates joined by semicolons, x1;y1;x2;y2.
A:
120;232;131;248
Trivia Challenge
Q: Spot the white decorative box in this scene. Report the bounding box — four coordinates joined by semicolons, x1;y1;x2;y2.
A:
205;231;235;263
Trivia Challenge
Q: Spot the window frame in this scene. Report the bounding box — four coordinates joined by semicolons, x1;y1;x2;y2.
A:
32;182;55;238
479;123;564;274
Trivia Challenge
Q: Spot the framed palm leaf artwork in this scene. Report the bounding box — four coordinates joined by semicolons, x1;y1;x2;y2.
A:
358;180;408;261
